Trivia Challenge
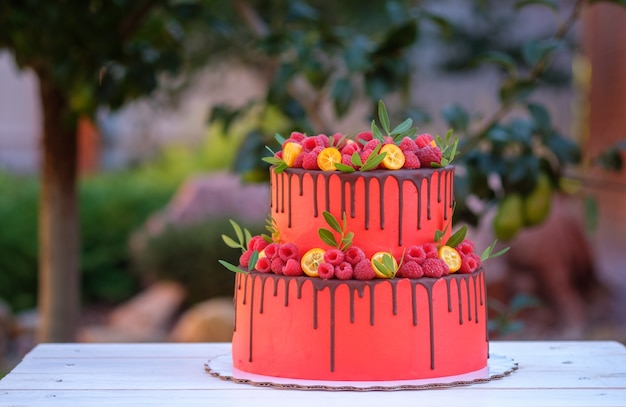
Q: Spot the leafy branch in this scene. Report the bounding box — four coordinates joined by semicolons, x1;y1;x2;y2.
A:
318;211;354;251
371;100;418;143
219;219;257;273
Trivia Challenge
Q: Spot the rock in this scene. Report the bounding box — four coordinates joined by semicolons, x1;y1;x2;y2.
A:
169;297;234;342
78;281;186;343
130;172;269;253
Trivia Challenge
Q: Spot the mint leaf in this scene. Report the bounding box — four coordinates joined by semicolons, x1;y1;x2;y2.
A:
323;211;342;233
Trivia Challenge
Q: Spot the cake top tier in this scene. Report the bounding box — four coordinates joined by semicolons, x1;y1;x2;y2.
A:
263;101;458;174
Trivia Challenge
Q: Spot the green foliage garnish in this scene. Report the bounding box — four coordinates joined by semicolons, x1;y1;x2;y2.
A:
371;100;418;143
373;253;399;278
262;216;280;243
262;146;288;173
433;129;459;167
318;211;354;251
220;219;256;273
480;239;510;262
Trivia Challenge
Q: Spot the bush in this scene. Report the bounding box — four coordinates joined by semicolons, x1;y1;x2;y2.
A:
130;218;263;305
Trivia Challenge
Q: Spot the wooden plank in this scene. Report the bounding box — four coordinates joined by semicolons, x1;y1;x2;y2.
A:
1;389;626;407
22;343;229;359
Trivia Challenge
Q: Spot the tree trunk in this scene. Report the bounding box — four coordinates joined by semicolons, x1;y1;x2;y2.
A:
37;74;80;342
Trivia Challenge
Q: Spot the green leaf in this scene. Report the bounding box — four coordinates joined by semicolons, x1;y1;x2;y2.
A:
378;100;391;134
391;118;413;136
229;219;244;245
373;259;391;278
445;225;467;248
218;260;247;274
361;151;386;171
248;250;259;271
515;0;558;11
341;232;354;250
222;234;241;249
351;151;363;167
522;39;560;67
318;228;338;247
335;163;356;172
323;211;342;233
476;51;518;76
371;121;384;140
274;133;286;145
434;229;444;243
244;229;252;248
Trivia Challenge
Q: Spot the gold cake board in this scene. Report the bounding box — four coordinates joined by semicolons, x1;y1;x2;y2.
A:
205;352;518;391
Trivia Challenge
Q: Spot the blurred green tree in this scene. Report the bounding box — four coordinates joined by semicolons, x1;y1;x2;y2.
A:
0;0;207;341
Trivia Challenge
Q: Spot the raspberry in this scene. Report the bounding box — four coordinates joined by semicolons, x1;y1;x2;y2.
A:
459;253;481;274
324;248;345;266
422;258;449;278
341;154;357;169
344;246;366;266
289;131;306;142
318;262;335;279
302;152;319;170
402;151;421;169
353;259;376;280
363;139;381;151
422;243;439;259
271;257;286;274
359;149;380;169
334;262;354;280
263;243;280;260
399;137;417;153
255;256;272;273
278;242;299;261
405;245;426;264
315;134;330;148
331;133;345;148
248;236;268;252
397;261;424;279
356;131;373;144
456;239;475;256
239;250;252;268
416;146;442;167
283;258;304;276
275;150;283;159
281;138;302;149
292;152;304;168
341;141;360;156
415;133;434;148
302;136;321;152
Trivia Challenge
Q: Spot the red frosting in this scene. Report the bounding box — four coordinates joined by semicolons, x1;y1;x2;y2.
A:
232;271;488;381
270;167;454;259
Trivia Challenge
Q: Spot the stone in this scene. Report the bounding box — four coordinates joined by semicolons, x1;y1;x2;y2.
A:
169;297;234;343
78;281;186;343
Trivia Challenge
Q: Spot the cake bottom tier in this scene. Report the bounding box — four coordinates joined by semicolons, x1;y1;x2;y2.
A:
232;270;488;381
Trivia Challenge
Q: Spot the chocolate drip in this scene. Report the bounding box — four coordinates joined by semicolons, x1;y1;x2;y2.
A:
397;177;404;245
287;173;292;227
443;171;448;221
236;268;484;374
311;172;320;217
364;178;371;230
279;171;285;214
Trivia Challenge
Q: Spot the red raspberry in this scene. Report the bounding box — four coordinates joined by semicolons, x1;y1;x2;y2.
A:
271;257;286;274
356;131;373;144
459;253;481;274
239;250;252;268
363;139;381;151
289;131;306;142
341;141;360;156
292;152;304;168
318;262;335;279
402;151;421;169
302;136;320;152
422;243;439;259
405;245;426;264
248;236;268;252
275;150;284;159
283;258;304;276
456;239;475;256
422;258;449;278
399;137;417;153
415;133;434;148
263;243;280;260
324;248;345;266
416;146;442;167
359;149;380;169
281;138;302;149
344;246;366;266
302;152;319;170
255;256;272;273
279;242;299;261
315;134;330;148
334;262;354;280
382;136;395;145
353;259;376;280
397;261;424;279
331;133;346;149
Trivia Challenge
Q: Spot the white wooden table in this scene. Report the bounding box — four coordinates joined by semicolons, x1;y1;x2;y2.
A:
0;341;625;406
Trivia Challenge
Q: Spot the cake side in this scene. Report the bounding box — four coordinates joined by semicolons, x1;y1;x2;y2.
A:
271;166;454;260
232;270;488;381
